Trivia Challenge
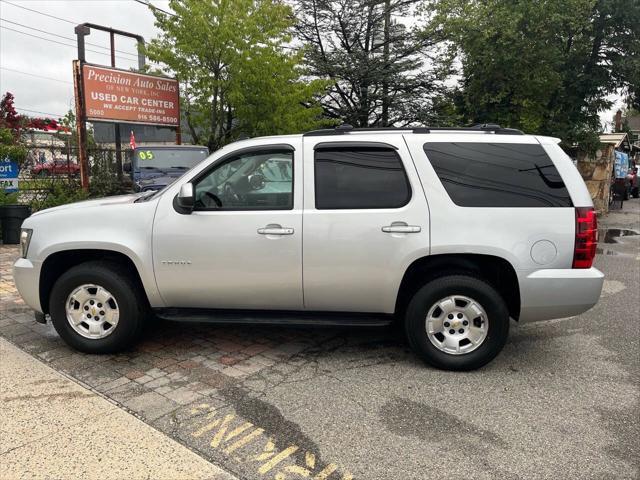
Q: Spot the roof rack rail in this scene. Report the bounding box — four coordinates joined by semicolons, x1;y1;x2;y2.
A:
467;123;523;135
303;123;524;136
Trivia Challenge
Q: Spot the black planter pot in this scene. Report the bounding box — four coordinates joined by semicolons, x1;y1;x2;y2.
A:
0;204;32;244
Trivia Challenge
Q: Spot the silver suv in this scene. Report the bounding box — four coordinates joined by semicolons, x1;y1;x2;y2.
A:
14;125;604;370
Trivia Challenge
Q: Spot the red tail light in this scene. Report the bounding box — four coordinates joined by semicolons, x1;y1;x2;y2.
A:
573;207;597;268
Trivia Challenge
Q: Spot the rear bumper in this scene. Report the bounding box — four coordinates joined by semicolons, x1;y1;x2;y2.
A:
13;258;43;314
518;267;604;322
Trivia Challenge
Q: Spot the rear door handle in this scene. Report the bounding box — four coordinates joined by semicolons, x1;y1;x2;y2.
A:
258;225;294;235
382;224;421;233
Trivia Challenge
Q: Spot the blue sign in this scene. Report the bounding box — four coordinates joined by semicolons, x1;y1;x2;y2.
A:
0;157;19;193
614;151;629;180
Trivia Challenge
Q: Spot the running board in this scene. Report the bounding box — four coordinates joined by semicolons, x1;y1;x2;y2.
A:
154;308;394;327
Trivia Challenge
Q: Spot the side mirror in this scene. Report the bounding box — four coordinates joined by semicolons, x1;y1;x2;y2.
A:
176;183;195;211
123;162;132;173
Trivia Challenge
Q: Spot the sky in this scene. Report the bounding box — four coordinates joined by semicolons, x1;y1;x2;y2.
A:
0;0;625;131
0;0;169;119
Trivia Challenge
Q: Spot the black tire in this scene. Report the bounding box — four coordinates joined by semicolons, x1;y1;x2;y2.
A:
49;261;148;353
405;275;509;371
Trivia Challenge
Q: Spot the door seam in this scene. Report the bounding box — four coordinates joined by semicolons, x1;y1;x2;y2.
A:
403;134;431;256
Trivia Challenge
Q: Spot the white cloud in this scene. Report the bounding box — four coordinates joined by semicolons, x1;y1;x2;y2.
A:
0;0;168;118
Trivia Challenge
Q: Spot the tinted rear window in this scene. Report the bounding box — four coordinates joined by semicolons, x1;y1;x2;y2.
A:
423;142;572;207
315;147;411;209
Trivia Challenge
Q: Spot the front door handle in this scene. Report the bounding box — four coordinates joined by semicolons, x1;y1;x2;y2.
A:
258;224;294;235
382;223;421;233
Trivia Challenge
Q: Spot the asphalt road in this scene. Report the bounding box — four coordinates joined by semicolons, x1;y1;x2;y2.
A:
1;199;638;480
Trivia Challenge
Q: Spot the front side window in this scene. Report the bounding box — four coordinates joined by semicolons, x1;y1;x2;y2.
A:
194;149;293;210
314;147;411;209
423;142;572;207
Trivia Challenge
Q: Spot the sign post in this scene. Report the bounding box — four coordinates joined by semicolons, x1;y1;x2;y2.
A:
72;58;90;190
109;31;123;181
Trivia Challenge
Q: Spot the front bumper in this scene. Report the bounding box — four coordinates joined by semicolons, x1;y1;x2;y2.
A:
518;267;604;322
13;258;43;314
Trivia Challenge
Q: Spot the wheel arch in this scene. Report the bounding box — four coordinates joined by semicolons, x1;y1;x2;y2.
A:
395;253;521;320
39;249;149;315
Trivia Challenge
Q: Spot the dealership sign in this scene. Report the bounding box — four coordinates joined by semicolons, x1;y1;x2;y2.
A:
82;64;180;126
0;157;19;193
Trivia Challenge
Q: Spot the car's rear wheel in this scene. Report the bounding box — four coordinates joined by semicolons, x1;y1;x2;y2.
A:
405;275;509;371
49;261;147;353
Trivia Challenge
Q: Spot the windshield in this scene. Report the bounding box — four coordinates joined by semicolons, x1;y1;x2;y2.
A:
134;148;208;170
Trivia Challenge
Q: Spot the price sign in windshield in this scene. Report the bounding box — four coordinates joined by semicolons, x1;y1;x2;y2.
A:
137;150;155;160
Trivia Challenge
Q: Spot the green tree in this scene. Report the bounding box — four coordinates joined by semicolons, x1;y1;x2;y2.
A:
426;0;640;147
145;0;328;150
295;0;455;127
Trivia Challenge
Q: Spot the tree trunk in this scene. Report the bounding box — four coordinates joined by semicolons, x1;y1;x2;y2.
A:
185;108;200;145
381;0;391;126
218;90;226;140
359;3;375;127
209;82;219;150
226;104;233;139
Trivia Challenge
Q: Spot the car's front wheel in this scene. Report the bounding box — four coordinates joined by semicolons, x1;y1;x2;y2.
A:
49;261;147;353
405;275;510;371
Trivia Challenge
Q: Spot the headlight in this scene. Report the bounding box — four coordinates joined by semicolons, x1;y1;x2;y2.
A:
20;229;33;258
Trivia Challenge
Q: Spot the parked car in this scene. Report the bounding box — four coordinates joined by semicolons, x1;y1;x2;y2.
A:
14;125;604;370
32;160;80;177
126;145;209;192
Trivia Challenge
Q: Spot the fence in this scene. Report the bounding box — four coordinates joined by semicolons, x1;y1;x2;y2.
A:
16;145;133;210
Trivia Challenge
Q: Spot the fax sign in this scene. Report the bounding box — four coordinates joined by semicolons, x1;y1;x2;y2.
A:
0;158;19;193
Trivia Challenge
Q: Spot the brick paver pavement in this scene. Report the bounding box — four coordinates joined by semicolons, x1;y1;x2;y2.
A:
1;243;336;397
0;244;401;480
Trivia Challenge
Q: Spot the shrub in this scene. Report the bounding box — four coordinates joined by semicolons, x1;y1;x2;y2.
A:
0;189;19;206
36;181;89;211
89;170;133;198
